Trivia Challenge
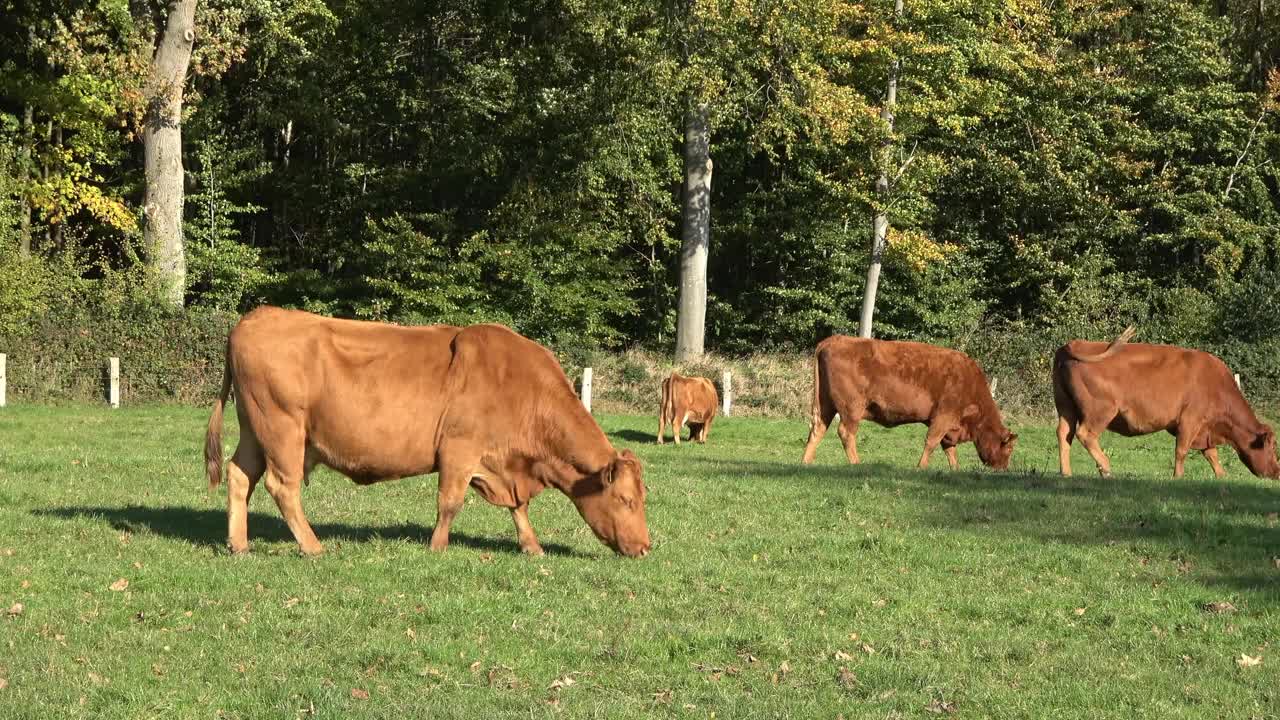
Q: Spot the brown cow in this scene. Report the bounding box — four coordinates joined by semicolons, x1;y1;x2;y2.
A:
657;373;719;445
1054;327;1279;479
801;336;1016;469
205;307;651;558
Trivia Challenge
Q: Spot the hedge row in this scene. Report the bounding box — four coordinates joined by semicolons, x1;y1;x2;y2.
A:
2;310;1277;420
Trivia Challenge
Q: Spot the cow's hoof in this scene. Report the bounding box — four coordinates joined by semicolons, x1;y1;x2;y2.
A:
299;544;325;557
521;544;545;557
227;545;250;556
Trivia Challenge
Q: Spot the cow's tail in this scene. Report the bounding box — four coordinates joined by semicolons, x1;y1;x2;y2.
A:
809;349;824;430
205;347;233;491
1067;325;1136;363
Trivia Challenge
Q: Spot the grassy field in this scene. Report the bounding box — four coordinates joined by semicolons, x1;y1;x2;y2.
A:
1;405;1279;719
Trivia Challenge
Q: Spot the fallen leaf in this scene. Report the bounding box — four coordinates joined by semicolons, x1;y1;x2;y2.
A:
1265;512;1278;526
548;674;576;690
834;650;853;661
872;598;887;608
1073;607;1087;616
652;689;672;705
350;688;369;700
837;666;857;688
925;699;957;714
1201;601;1237;614
108;579;129;592
406;628;417;640
6;603;23;617
479;553;494;563
862;644;876;655
283;597;300;609
779;661;791;675
1237;654;1263;668
132;562;142;569
88;672;108;686
0;678;7;690
20;580;29;589
469;661;482;673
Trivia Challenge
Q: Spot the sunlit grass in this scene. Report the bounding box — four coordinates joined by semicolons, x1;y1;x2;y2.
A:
1;405;1278;719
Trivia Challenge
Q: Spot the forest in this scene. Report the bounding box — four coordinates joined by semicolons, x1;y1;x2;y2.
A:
1;0;1279;405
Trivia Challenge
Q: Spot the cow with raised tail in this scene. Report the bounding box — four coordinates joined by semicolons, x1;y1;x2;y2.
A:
657;372;718;445
801;336;1016;469
205;307;651;558
1053;327;1279;479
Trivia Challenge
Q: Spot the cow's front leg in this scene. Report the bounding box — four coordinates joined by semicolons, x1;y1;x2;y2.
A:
1074;425;1112;477
511;504;544;556
918;423;950;469
1203;447;1226;478
264;466;324;556
430;462;470;552
943;444;959;470
836;418;861;464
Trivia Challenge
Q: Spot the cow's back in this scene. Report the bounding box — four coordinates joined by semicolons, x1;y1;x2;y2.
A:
229;307;459;479
817;336;990;423
1055;341;1241;433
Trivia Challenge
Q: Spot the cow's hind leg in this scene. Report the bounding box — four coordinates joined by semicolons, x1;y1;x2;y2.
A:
260;424;323;556
675;408;690;445
699;416;713;444
1056;415;1077;476
836;416;861;464
1074;424;1113;477
802;400;838;464
226;432;265;555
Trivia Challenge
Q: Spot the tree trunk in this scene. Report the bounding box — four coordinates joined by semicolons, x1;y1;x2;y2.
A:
143;0;197;308
18;104;33;256
676;101;712;360
858;0;903;339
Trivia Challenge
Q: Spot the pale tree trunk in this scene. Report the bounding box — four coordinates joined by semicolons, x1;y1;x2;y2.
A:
676;102;712;360
143;0;197;308
858;0;903;339
18;104;32;256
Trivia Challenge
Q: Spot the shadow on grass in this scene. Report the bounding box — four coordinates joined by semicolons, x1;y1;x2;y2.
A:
610;429;660;444
34;505;592;558
688;456;1280;593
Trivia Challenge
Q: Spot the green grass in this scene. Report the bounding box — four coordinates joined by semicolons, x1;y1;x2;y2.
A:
1;405;1279;719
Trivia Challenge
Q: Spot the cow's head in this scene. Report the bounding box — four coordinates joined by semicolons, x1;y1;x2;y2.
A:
572;449;651;558
976;426;1018;470
1238;426;1280;479
967;405;1017;470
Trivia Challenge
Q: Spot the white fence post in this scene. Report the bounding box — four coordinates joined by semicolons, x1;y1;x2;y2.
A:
109;357;120;408
722;370;732;417
0;353;6;407
989;377;998;398
1234;373;1241;390
581;367;592;413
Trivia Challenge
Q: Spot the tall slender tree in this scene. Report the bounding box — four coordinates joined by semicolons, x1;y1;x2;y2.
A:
858;0;902;338
141;0;197;308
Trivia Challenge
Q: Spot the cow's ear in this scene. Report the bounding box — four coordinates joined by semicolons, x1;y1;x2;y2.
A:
1255;430;1274;449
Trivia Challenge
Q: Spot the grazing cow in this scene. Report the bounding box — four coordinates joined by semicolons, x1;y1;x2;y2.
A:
1053;327;1279;479
657;373;719;445
205;307;651;558
801;336;1016;469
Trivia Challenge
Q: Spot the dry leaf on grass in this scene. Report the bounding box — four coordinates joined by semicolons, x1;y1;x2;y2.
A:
6;603;23;617
834;650;853;661
108;579;129;592
652;689;672;705
1073;607;1087;616
0;678;7;690
925;699;957;714
350;688;369;700
1237;654;1263;668
1201;601;1237;614
282;597;300;609
837;666;857;688
548;674;576;690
